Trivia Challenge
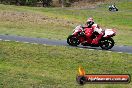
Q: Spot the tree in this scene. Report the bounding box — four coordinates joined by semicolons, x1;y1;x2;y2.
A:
59;0;66;8
41;0;52;7
61;0;65;8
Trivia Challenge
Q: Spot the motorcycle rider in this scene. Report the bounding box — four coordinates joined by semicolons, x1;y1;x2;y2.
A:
109;3;118;11
111;4;115;9
84;17;104;45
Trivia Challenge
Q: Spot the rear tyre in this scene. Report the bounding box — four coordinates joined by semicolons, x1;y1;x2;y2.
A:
99;38;114;50
67;35;80;46
116;8;118;11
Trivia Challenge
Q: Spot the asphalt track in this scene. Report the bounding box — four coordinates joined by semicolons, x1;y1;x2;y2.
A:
0;35;132;54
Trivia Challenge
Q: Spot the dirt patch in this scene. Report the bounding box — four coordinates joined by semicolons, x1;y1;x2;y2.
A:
0;11;76;26
69;0;114;9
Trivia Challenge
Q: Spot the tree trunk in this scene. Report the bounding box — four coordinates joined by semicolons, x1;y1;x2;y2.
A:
15;0;19;5
61;0;65;8
42;0;52;7
42;0;46;7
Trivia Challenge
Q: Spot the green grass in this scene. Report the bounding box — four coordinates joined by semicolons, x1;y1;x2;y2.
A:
0;41;132;88
0;1;132;45
0;1;131;88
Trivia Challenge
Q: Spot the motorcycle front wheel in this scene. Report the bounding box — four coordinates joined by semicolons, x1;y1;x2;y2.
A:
109;8;112;11
67;35;80;46
99;38;115;50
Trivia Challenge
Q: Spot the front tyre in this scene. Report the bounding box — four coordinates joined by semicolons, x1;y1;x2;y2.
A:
109;8;112;11
99;38;115;50
67;35;80;46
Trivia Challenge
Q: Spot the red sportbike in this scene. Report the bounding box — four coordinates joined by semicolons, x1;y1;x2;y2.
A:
67;25;116;50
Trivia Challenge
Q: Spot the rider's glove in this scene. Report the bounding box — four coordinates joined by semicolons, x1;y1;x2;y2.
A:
79;31;85;36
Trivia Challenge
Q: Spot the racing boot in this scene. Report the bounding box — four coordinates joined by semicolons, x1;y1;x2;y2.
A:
86;38;93;44
92;33;103;45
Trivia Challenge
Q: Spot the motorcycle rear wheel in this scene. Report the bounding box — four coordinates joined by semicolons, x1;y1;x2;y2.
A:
99;38;114;50
67;35;80;46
